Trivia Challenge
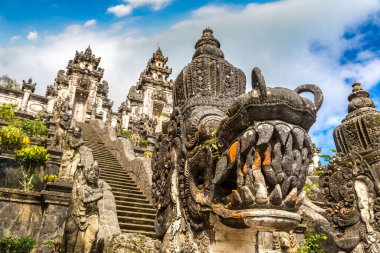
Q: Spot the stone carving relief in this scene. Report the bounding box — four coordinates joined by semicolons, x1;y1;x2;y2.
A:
59;126;85;180
301;82;380;253
272;232;298;253
152;28;323;252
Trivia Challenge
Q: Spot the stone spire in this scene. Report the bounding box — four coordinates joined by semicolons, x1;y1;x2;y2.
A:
348;81;375;113
334;81;380;157
174;27;245;107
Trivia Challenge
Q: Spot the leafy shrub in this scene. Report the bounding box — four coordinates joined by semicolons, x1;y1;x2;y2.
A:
139;138;148;148
0;125;30;150
319;148;337;163
0;236;36;253
14;119;48;137
298;234;327;253
43;174;58;183
42;237;63;253
121;130;132;139
0;103;16;123
15;145;50;191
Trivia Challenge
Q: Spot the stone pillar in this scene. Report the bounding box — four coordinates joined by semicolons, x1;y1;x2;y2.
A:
20;89;32;111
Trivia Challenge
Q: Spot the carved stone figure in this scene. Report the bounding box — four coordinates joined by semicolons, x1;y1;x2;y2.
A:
304;82;380;253
152;28;323;252
52;110;72;150
59;126;84;180
64;161;103;253
273;232;298;253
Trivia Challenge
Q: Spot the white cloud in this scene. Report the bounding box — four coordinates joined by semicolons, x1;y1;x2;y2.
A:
1;0;380;154
107;4;133;17
125;0;172;10
84;19;97;28
9;35;21;42
27;31;38;41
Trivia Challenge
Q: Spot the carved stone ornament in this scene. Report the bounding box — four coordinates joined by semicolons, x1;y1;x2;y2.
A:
64;161;103;253
59;126;85;180
152;28;323;252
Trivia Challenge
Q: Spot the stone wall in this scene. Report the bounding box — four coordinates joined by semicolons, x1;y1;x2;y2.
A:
90;119;153;202
0;185;70;250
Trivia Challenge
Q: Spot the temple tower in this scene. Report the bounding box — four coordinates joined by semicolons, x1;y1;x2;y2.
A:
46;46;113;123
119;47;173;133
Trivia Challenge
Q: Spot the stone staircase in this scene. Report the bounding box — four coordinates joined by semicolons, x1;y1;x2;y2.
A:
79;123;157;238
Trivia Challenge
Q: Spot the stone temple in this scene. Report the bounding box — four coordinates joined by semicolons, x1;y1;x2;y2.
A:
0;28;379;253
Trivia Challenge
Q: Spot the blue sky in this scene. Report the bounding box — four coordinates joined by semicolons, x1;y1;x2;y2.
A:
0;0;380;157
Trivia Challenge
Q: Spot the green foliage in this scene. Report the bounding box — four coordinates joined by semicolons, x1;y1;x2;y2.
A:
15;145;50;191
14;119;48;137
0;103;16;123
0;236;36;253
42;237;63;253
319;148;337;163
43;174;58;183
121;129;132;139
204;131;222;162
160;112;170;118
143;151;153;159
298;234;327;253
139;138;148;148
0;125;30;150
303;180;319;198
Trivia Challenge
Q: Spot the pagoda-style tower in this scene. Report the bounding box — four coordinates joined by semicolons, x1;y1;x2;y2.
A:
119;47;174;134
46;46;113;123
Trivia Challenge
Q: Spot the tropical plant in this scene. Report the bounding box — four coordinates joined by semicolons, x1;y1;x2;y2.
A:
298;233;327;253
303;180;319;198
139;138;148;148
14;119;48;137
121;129;132;139
319;148;337;163
0;236;36;253
143;151;153;158
204;131;222;162
43;174;58;183
15;145;50;191
0;103;16;123
0;125;30;150
42;237;63;253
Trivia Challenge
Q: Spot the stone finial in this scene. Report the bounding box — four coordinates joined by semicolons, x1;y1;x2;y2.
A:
348;81;375;113
193;27;224;59
22;78;36;92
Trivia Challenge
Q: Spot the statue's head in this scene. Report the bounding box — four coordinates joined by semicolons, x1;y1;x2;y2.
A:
85;161;100;185
73;126;82;138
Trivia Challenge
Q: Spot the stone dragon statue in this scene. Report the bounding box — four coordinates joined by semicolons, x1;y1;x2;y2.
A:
152;28;323;252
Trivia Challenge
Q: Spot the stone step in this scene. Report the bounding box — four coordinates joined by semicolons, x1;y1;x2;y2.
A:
112;190;147;199
100;176;138;186
116;204;156;214
115;199;154;209
117;209;156;220
117;216;155;226
101;169;131;176
115;195;151;204
107;181;141;191
121;229;157;238
119;222;155;233
79;122;156;239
